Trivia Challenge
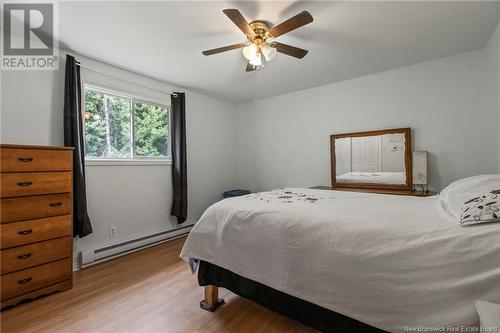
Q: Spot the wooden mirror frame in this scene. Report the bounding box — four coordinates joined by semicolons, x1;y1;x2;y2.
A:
330;128;412;192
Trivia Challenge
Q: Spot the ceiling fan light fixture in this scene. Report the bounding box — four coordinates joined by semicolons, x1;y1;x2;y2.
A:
249;52;262;66
202;9;313;72
261;44;277;61
243;43;259;61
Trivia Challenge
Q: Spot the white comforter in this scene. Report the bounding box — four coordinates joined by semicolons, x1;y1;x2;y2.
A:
180;188;500;332
337;172;406;184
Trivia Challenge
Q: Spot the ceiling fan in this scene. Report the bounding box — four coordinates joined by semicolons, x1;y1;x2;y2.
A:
202;9;313;72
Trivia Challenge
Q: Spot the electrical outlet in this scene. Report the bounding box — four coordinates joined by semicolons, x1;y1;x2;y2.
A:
109;226;117;237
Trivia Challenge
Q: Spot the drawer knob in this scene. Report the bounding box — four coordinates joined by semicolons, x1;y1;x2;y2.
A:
17;277;32;285
17;229;33;235
17;181;33;187
17;253;32;260
18;157;33;162
49;202;62;207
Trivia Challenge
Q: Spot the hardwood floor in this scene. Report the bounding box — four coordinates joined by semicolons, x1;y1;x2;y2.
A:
1;236;317;333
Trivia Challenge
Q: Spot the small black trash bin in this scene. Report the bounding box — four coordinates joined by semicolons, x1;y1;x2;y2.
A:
223;189;250;198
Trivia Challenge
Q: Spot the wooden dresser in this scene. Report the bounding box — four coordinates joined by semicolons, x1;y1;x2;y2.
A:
0;144;73;309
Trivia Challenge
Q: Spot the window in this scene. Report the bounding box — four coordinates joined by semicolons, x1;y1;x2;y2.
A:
83;86;170;161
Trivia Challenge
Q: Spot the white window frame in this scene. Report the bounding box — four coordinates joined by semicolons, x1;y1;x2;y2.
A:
83;84;172;166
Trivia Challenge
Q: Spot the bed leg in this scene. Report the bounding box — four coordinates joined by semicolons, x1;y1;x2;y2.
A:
200;285;224;312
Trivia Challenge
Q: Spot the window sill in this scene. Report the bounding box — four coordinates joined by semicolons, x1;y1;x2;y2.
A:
85;159;172;166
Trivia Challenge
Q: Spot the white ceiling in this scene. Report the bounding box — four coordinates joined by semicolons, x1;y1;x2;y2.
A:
58;1;500;104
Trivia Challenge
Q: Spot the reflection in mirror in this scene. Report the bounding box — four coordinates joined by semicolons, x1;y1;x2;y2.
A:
335;133;406;185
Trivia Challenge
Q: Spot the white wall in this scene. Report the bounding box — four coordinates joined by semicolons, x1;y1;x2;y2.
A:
380;134;405;173
1;51;237;266
485;21;500;171
236;46;499;192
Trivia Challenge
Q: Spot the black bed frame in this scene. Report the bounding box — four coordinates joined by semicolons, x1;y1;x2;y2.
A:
198;260;386;333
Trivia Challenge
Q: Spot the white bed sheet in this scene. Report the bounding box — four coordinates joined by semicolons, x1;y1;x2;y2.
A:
180;188;500;332
337;171;406;184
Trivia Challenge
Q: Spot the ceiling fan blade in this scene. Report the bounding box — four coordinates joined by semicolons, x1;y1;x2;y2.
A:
223;9;256;37
274;42;308;59
269;11;313;38
202;43;245;56
245;62;257;72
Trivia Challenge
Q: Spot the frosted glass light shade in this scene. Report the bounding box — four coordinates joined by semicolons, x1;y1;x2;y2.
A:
249;53;262;66
413;151;428;185
261;44;277;61
243;44;259;60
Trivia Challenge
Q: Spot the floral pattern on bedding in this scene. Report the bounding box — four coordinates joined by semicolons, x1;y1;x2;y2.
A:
243;189;333;204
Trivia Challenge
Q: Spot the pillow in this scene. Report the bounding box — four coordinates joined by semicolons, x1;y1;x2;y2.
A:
460;190;499;225
439;174;500;220
475;300;500;329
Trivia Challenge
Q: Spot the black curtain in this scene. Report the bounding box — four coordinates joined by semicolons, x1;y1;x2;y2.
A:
63;55;93;237
171;92;187;224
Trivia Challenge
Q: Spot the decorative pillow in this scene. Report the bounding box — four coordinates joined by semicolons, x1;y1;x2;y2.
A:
439;174;500;220
460;190;500;225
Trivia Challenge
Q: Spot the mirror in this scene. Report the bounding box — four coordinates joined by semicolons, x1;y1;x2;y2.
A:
331;128;412;191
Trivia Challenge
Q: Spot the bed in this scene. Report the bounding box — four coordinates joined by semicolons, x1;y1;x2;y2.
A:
180;177;500;332
336;171;406;184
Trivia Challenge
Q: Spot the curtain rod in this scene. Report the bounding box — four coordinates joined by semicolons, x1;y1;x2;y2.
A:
74;60;178;96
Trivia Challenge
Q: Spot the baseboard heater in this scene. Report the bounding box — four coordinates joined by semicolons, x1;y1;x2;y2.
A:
80;225;193;268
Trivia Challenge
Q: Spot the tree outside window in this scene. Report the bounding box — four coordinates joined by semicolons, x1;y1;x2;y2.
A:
84;86;170;159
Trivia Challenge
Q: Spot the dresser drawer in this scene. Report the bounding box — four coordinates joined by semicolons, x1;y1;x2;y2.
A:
0;258;71;301
1;237;71;274
1;148;72;172
0;172;72;198
1;194;72;224
1;215;71;249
